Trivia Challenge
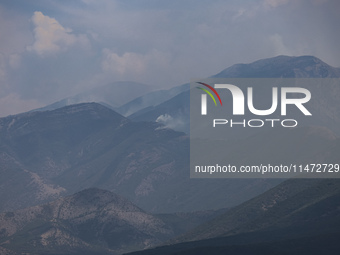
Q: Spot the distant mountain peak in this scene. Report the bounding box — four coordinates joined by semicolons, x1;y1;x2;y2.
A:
215;55;340;78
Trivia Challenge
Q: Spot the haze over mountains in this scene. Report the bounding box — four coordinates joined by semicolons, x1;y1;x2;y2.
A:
1;55;339;211
0;55;339;254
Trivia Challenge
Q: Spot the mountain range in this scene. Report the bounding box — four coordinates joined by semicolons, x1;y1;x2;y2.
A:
35;55;340;135
0;55;339;254
1;55;339;213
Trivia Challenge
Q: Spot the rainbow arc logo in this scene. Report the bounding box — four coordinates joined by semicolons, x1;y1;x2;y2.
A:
196;82;222;106
196;82;222;115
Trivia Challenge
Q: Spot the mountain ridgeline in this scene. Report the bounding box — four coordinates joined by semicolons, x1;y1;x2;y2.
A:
129;55;340;135
33;81;154;112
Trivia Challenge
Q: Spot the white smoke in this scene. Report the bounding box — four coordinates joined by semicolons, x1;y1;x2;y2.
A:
155;114;188;133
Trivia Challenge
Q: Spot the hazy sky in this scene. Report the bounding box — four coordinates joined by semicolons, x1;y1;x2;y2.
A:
0;0;339;116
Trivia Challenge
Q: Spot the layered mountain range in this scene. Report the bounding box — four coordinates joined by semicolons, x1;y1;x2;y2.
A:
1;55;339;212
0;55;339;254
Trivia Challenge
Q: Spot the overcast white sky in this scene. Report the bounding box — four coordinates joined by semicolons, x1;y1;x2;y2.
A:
0;0;339;116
